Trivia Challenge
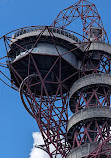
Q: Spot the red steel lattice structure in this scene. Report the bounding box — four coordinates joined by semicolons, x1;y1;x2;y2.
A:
1;26;89;157
86;137;111;158
52;0;109;43
0;0;111;158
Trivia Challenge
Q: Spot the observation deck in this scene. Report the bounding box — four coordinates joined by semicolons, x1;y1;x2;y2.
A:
7;26;83;94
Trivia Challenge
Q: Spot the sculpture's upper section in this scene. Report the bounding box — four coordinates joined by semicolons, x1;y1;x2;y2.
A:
52;0;109;43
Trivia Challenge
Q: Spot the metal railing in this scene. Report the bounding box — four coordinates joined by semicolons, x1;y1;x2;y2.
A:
13;26;81;44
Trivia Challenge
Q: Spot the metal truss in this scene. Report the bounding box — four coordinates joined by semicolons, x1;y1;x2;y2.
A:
73;119;111;148
73;86;110;113
86;137;111;158
68;47;111;157
52;0;109;42
0;0;110;158
0;26;90;158
81;51;111;76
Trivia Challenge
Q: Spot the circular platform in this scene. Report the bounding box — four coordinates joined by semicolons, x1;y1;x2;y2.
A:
69;73;111;112
67;106;111;144
86;41;111;55
67;142;99;158
8;26;84;91
67;142;111;158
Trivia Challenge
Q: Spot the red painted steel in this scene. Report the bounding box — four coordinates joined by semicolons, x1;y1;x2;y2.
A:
73;120;111;148
0;0;110;158
73;87;110;113
0;26;89;157
80;51;111;76
52;0;109;43
86;137;111;158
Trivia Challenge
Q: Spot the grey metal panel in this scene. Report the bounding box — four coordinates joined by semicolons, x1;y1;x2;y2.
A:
67;106;111;132
69;73;111;99
13;43;79;69
67;142;111;158
11;29;83;51
67;143;99;158
85;41;111;55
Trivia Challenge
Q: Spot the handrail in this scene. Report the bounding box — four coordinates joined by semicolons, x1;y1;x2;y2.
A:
13;26;81;44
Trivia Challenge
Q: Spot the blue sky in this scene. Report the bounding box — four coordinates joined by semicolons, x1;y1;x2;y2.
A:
0;0;111;158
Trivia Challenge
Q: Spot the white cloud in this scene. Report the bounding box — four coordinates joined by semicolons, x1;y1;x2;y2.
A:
29;132;49;158
30;132;62;158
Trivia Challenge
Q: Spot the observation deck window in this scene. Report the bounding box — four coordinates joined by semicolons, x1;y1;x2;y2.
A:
13;44;34;60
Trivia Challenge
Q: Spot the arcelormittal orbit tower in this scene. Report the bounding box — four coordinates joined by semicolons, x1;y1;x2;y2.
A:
0;0;111;158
